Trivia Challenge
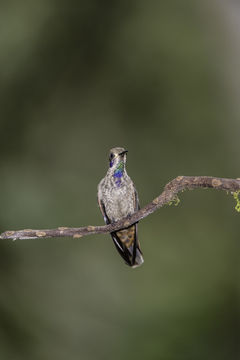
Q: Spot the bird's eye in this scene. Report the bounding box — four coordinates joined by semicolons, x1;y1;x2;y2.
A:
109;153;114;160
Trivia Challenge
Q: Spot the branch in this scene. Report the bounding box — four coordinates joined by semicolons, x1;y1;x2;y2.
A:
1;176;239;241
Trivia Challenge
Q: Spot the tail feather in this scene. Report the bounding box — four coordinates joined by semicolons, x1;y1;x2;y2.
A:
133;248;144;268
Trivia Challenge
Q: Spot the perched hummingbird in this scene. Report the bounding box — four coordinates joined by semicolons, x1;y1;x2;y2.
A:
97;147;144;268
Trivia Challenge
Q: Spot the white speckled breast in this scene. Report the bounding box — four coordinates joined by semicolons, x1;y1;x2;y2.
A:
98;172;137;222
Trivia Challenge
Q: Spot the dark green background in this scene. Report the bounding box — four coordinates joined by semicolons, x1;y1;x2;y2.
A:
0;1;239;359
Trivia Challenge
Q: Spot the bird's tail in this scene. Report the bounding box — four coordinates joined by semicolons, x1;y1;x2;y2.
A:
111;223;144;268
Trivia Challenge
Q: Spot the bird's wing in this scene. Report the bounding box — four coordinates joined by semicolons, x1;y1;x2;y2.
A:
97;193;110;225
132;186;144;266
134;186;140;211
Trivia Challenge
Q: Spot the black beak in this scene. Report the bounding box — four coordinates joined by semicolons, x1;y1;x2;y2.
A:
119;150;128;156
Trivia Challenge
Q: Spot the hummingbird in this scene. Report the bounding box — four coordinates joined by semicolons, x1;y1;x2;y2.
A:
97;147;144;268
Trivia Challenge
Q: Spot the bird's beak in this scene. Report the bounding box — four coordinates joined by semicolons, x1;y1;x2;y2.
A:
119;150;128;156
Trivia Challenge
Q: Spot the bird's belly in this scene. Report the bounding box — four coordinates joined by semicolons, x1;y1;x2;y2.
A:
105;186;135;221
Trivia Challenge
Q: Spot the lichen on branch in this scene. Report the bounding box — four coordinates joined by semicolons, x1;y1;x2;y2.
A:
232;191;240;212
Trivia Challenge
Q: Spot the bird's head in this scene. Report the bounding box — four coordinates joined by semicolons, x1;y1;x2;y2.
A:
109;147;128;168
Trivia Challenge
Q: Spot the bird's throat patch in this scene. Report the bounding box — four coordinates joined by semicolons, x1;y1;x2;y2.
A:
114;162;124;187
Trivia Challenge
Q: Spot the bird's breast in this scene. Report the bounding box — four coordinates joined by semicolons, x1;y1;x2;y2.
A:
103;178;135;221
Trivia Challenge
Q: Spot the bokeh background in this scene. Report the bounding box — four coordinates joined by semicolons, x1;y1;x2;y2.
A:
0;1;239;359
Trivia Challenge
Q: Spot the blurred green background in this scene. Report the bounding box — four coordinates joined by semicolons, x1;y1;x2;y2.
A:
0;1;239;359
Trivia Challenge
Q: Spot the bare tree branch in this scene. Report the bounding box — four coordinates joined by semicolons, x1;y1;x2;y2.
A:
1;176;239;241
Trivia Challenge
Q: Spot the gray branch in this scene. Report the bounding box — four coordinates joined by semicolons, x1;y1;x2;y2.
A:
1;176;239;241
